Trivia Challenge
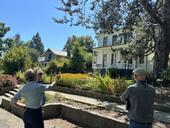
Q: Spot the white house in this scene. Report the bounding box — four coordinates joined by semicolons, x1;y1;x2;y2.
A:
92;29;154;72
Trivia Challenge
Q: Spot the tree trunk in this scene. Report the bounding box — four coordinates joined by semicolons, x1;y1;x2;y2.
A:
153;0;170;78
153;30;169;78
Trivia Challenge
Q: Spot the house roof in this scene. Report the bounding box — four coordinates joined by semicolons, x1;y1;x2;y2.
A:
43;48;67;57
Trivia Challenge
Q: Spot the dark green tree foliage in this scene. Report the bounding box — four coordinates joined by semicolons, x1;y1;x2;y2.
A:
63;35;95;57
63;35;77;57
3;33;24;52
28;47;41;63
46;60;58;75
28;32;44;54
2;46;32;75
63;35;94;72
0;22;10;56
56;0;170;77
70;44;86;73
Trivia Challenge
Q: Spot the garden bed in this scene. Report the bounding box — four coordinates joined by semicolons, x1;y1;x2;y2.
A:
53;85;123;103
1;96;168;128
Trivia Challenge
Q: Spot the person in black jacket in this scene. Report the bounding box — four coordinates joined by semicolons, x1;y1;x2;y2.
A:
120;68;155;128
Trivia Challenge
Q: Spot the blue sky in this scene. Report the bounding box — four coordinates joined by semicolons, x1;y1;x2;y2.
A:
0;0;96;50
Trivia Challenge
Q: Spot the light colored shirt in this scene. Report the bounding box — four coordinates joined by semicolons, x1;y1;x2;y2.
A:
11;82;52;109
120;81;155;123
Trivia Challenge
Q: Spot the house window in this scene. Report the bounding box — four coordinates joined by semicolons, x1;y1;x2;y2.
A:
103;54;107;67
112;35;117;45
117;34;123;44
111;53;114;65
94;52;97;64
103;37;108;47
48;53;52;61
139;55;144;64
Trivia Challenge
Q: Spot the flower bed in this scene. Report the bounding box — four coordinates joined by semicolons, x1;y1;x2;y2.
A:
55;73;133;96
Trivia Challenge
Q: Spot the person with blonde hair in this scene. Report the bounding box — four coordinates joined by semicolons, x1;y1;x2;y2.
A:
11;68;55;128
120;68;155;128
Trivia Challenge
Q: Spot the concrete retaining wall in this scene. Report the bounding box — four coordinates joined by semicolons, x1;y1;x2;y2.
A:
1;98;128;128
61;104;128;128
53;86;123;104
53;86;170;113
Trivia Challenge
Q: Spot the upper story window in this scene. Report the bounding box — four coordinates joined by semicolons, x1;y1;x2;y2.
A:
103;37;108;47
48;53;52;61
112;35;117;45
117;34;123;44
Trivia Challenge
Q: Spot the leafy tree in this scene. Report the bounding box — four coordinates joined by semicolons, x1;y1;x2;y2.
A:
63;35;95;57
2;33;25;52
63;35;94;72
63;35;77;57
0;22;10;56
2;46;32;75
28;47;41;63
28;32;44;54
69;44;86;73
56;0;170;77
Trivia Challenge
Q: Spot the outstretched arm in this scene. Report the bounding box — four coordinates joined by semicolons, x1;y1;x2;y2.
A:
42;81;56;91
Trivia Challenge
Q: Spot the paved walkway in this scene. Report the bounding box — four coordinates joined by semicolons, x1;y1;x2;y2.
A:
0;108;81;128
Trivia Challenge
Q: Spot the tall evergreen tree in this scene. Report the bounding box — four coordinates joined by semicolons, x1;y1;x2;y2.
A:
28;32;44;54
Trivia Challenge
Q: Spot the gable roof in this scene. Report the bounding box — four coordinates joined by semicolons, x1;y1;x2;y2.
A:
43;48;67;57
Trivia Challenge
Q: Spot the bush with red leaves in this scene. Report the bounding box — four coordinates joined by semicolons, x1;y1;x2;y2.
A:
0;74;17;88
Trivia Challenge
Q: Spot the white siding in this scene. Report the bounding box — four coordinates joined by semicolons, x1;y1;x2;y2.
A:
108;35;112;46
97;52;103;65
93;31;155;71
107;53;112;68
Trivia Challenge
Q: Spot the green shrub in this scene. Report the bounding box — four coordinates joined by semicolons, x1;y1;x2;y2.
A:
55;73;89;88
96;74;114;95
16;71;25;83
78;77;100;91
108;68;133;79
2;46;32;75
55;73;132;96
41;74;55;84
46;60;59;75
113;77;129;96
55;73;99;91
